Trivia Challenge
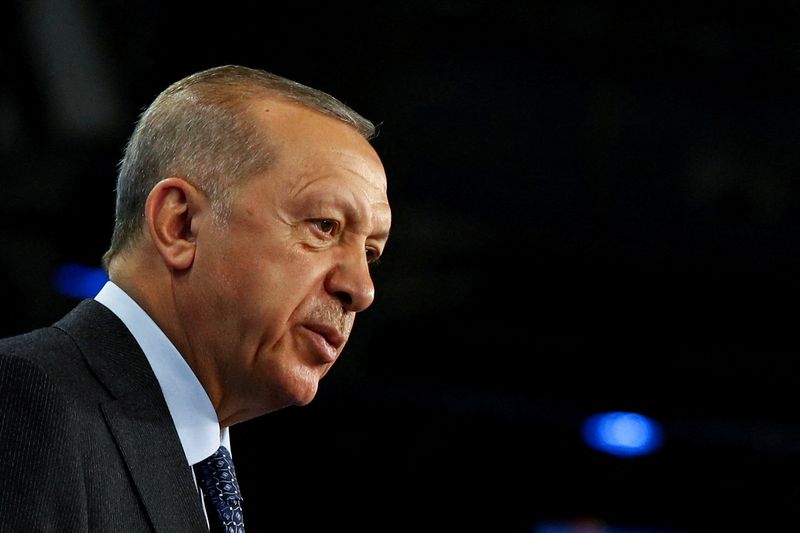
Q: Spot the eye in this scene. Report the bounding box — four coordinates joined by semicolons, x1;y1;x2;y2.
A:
366;247;382;266
311;219;339;236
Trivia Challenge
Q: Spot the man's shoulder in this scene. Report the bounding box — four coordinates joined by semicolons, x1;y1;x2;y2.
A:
0;322;75;361
0;298;116;352
0;299;114;390
0;325;84;419
0;324;85;396
0;302;117;402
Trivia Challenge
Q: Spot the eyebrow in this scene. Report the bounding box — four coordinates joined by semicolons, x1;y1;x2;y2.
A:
300;193;391;240
371;226;391;243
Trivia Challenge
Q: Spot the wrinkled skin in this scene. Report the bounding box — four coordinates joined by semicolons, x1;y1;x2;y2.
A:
124;98;391;427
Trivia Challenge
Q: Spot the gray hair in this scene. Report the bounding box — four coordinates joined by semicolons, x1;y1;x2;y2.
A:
102;64;376;270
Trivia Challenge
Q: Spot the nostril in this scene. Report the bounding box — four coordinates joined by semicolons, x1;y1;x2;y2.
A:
335;291;352;307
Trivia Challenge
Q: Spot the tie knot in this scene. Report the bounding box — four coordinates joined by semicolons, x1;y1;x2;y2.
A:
194;446;245;533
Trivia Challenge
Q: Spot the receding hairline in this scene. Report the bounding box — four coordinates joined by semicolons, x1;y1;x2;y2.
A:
101;65;378;271
157;65;377;140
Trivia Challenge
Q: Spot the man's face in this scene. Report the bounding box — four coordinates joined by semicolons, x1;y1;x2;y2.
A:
181;99;391;425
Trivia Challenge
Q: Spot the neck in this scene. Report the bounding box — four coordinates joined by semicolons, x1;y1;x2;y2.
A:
110;252;222;417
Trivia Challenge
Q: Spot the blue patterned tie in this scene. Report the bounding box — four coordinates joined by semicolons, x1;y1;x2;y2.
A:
193;446;245;533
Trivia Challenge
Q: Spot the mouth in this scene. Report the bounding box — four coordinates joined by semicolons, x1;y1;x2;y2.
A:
302;323;346;363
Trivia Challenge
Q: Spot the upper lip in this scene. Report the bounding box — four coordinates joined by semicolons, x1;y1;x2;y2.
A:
304;323;345;350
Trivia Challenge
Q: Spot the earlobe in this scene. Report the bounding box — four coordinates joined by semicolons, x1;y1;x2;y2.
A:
145;178;203;271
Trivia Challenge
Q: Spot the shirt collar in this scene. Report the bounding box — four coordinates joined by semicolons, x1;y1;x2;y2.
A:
94;280;230;464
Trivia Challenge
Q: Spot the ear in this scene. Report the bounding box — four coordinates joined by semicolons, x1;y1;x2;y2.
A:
144;177;206;271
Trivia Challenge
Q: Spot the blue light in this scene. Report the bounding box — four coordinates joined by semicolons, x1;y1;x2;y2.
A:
582;411;664;457
53;263;108;299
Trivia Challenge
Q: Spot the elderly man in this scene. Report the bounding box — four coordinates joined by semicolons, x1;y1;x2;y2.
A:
0;64;391;532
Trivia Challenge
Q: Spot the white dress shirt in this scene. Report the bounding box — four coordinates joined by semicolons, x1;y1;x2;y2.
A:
94;281;230;465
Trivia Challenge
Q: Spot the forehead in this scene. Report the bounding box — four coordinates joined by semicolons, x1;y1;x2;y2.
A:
245;99;391;231
252;98;384;179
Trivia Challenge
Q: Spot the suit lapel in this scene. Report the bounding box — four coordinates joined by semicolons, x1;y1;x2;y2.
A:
55;300;208;533
101;400;208;532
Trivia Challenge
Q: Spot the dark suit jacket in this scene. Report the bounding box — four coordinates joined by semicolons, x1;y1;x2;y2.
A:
0;299;209;532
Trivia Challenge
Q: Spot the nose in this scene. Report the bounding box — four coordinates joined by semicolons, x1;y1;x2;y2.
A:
325;249;375;313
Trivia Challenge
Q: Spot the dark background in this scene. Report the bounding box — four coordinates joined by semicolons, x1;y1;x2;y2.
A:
3;1;800;531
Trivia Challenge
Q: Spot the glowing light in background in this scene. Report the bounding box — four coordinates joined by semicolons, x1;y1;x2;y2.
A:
582;411;664;457
53;263;108;299
533;519;685;533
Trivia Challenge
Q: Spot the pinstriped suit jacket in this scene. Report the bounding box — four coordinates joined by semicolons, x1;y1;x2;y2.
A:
0;299;208;532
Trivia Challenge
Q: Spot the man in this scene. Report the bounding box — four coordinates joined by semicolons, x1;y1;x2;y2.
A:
0;65;391;532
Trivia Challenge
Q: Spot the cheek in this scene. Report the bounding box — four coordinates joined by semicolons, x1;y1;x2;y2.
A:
216;236;333;332
231;252;312;325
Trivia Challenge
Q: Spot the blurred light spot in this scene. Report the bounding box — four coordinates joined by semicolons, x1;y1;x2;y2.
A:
582;411;663;457
533;519;687;532
533;517;609;533
53;263;108;299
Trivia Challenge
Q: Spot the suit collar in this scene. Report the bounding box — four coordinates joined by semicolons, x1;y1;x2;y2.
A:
94;281;228;465
54;299;208;532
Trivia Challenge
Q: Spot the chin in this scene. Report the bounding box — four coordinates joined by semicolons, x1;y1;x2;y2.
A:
292;383;320;406
282;372;321;407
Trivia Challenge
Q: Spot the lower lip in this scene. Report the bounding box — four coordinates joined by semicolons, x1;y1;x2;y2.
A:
304;328;338;363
